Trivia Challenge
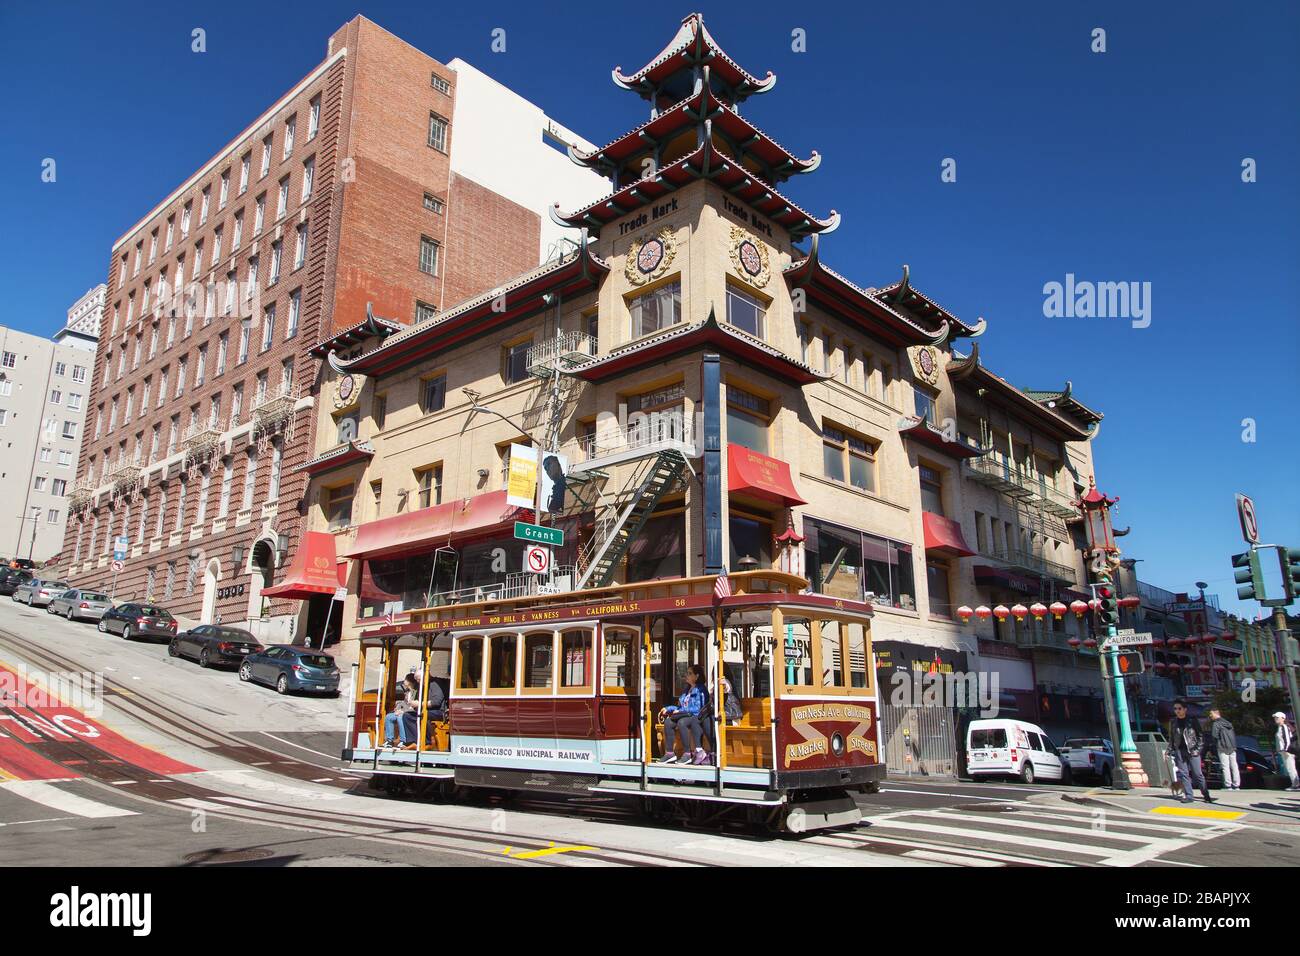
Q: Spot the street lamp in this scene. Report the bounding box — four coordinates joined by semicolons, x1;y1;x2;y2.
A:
27;505;41;561
1076;477;1148;789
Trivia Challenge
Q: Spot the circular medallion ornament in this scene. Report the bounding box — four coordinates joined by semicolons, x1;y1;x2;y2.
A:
918;347;936;378
728;227;770;287
332;371;364;410
738;240;763;277
338;374;355;402
636;238;664;275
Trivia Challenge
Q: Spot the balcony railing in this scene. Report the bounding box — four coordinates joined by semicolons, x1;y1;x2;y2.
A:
981;546;1078;583
183;420;222;452
966;454;1078;517
252;381;297;426
570;419;697;476
106;462;141;487
526;330;596;378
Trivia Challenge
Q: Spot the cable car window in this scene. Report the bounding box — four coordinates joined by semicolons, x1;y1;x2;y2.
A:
603;628;639;694
781;618;814;687
820;620;845;688
846;622;869;689
559;629;592;690
673;633;705;696
457;637;483;691
523;633;554;690
489;634;517;690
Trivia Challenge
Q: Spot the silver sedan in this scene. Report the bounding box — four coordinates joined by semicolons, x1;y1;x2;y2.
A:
48;589;113;622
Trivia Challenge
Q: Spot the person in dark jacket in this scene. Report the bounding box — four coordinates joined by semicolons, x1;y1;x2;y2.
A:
1167;699;1214;804
1206;708;1240;790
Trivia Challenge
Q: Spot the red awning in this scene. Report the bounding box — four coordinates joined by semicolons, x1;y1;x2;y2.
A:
262;531;347;600
727;444;807;506
342;490;522;560
922;512;975;557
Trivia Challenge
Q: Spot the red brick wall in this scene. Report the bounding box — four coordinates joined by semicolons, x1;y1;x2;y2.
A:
443;173;541;307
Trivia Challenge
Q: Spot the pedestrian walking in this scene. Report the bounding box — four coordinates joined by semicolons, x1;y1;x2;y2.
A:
1274;712;1300;791
1207;707;1240;791
1166;698;1214;804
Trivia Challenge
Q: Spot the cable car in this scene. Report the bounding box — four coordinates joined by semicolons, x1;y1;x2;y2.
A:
342;571;882;833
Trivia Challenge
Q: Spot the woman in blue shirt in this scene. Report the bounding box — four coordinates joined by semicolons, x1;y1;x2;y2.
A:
659;664;709;764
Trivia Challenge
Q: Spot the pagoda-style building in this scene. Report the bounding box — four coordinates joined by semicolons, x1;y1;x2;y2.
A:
300;13;1112;750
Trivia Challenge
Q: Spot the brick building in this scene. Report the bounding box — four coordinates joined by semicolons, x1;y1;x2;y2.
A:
62;16;605;636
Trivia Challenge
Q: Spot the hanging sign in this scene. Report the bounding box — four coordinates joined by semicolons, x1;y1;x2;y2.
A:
506;444;538;510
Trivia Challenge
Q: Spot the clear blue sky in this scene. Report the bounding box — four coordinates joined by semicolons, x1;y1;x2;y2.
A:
2;1;1296;615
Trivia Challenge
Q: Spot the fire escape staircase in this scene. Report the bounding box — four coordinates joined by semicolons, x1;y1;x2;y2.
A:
574;449;689;590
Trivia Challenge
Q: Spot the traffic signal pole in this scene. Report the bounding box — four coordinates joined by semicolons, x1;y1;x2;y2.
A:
1274;607;1300;726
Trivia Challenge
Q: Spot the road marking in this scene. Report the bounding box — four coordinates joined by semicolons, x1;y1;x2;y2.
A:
926;810;1169;846
0;816;77;827
256;731;341;762
1151;806;1245;821
903;848;1005;867
503;843;596;859
0;780;138;818
110;780;137;786
881;787;1030;803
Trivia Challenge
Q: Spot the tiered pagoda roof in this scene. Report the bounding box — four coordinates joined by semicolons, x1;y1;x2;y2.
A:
556;13;837;240
948;344;1095;441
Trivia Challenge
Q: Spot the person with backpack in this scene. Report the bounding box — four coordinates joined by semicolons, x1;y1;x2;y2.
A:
1274;712;1299;791
1166;699;1214;804
1207;707;1240;791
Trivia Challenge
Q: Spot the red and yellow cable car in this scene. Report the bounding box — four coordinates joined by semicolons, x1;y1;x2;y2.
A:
343;571;882;832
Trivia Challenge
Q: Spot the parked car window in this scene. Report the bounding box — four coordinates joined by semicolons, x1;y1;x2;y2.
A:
300;654;333;668
139;605;172;618
970;728;1007;749
83;593;109;602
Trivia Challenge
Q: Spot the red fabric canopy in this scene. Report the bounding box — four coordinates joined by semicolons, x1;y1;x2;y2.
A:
262;532;346;599
727;445;806;506
342;490;521;560
922;512;975;557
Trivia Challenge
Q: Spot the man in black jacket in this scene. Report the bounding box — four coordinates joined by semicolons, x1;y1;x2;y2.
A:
1168;699;1214;804
1207;707;1240;791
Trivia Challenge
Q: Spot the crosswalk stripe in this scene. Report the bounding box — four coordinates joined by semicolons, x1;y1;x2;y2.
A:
925;810;1180;846
867;818;1120;857
0;780;137;819
904;849;1005;867
1007;807;1227;836
822;830;1070;866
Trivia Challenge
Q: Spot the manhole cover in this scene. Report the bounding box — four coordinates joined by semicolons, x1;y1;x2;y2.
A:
182;847;275;865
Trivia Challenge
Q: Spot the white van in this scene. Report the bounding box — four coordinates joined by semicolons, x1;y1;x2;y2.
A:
966;718;1066;784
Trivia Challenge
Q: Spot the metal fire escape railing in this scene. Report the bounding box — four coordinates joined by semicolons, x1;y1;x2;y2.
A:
574;449;689;590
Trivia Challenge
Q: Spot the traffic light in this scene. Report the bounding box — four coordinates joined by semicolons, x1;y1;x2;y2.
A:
1097;584;1119;629
1283;547;1300;603
1232;549;1264;601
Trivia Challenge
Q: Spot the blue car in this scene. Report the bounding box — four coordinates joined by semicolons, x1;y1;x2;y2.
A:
238;645;341;696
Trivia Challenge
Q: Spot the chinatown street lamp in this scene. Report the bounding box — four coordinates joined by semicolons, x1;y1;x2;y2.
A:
1077;477;1147;789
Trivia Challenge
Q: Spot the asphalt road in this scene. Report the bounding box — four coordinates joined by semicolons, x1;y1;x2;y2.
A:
0;596;1293;868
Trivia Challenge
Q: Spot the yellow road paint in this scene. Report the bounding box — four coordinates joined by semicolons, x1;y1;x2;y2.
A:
1151;805;1245;821
503;842;597;859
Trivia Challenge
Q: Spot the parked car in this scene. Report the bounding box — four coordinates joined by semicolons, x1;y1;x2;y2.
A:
98;602;178;640
1205;744;1285;790
7;558;37;570
1059;737;1116;786
239;645;341;696
12;578;71;607
169;625;263;669
966;718;1067;784
0;568;33;595
48;589;113;622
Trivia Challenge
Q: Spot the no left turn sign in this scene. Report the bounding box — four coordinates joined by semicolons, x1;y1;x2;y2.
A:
524;545;551;575
111;559;125;573
1236;493;1259;544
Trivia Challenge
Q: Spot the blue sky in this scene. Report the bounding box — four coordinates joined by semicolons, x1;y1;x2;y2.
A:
1;1;1296;615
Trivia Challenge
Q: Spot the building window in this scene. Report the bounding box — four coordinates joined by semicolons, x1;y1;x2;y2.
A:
219;456;233;517
415;300;437;324
419;374;447;415
2;352;15;368
241;449;257;512
726;384;770;455
728;511;773;572
287;288;301;338
423;193;445;214
268;440;283;500
822;426;847;483
239;153;250;194
61;421;77;439
277;176;289;218
308;95;321;139
254;193;265;235
218;169;230;208
269;240;282;284
52;478;67;497
301;157;315;202
72;364;86;383
416;465;442;509
629;280;681;339
927;562;952;618
430;72;450;95
261;304;276;351
419;236;439;276
294;223;308;269
261;134;273;176
283;114;296;158
823;423;876;492
326;483;354;530
919;464;944;515
725;284;766;338
805;517;916;610
914;385;937;425
503;341;531;385
427;113;448;151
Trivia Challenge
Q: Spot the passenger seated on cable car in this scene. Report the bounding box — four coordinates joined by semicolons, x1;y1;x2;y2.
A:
382;675;420;749
426;676;449;721
658;664;709;765
693;673;743;765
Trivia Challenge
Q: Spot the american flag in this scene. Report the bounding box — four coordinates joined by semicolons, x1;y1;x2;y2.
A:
713;573;732;600
383;611;393;627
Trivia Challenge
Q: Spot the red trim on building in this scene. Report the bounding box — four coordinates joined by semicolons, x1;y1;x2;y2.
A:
922;512;975;557
342;490;523;560
727;445;806;506
262;532;347;599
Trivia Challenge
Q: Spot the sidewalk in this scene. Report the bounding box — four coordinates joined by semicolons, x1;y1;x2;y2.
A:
1046;784;1300;827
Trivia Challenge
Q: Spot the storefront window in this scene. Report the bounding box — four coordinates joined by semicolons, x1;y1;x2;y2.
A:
726;385;770;454
806;517;915;609
729;513;772;570
626;512;685;582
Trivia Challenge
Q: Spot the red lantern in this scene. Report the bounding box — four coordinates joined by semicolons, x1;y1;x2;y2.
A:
1168;663;1181;672
1222;632;1237;642
1083;637;1098;649
1167;637;1182;648
1069;600;1089;619
1029;602;1048;621
1011;604;1029;621
1049;601;1068;621
1088;598;1100;613
1067;637;1082;649
1214;664;1227;673
974;605;992;621
957;605;974;624
993;605;1010;621
1118;595;1141;609
1228;665;1242;674
1152;637;1166;648
1245;664;1257;673
1153;661;1166;672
